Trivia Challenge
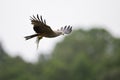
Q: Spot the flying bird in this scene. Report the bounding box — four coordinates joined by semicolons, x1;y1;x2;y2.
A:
24;14;72;48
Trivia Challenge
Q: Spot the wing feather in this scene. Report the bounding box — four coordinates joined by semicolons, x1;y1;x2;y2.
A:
59;26;72;34
30;14;54;34
40;16;43;23
37;14;40;21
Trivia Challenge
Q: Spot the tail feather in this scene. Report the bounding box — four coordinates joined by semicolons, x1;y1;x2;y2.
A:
24;36;32;40
24;34;39;40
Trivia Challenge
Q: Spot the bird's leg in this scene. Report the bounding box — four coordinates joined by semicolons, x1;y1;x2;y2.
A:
36;36;43;49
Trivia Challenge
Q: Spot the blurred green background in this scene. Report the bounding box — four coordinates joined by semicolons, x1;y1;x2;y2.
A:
0;27;120;80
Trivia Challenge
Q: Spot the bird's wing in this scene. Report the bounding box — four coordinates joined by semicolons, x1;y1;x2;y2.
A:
58;25;72;34
30;14;55;34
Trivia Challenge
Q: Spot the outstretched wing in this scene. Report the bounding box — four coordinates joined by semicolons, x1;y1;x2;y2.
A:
58;25;72;34
30;14;55;34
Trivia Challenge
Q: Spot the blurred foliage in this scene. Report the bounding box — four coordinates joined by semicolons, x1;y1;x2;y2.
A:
0;28;120;80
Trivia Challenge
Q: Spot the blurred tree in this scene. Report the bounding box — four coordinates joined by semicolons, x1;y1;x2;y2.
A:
51;28;120;80
0;27;120;80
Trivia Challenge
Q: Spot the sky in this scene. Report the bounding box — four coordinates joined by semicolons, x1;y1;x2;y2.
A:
0;0;120;62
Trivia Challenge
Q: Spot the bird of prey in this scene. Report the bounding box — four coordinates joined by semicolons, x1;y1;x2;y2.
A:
24;14;72;48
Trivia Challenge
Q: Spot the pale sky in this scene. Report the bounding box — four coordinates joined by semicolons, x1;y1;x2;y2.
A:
0;0;120;62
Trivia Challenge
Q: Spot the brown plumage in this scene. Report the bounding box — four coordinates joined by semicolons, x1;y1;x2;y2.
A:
24;14;72;48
